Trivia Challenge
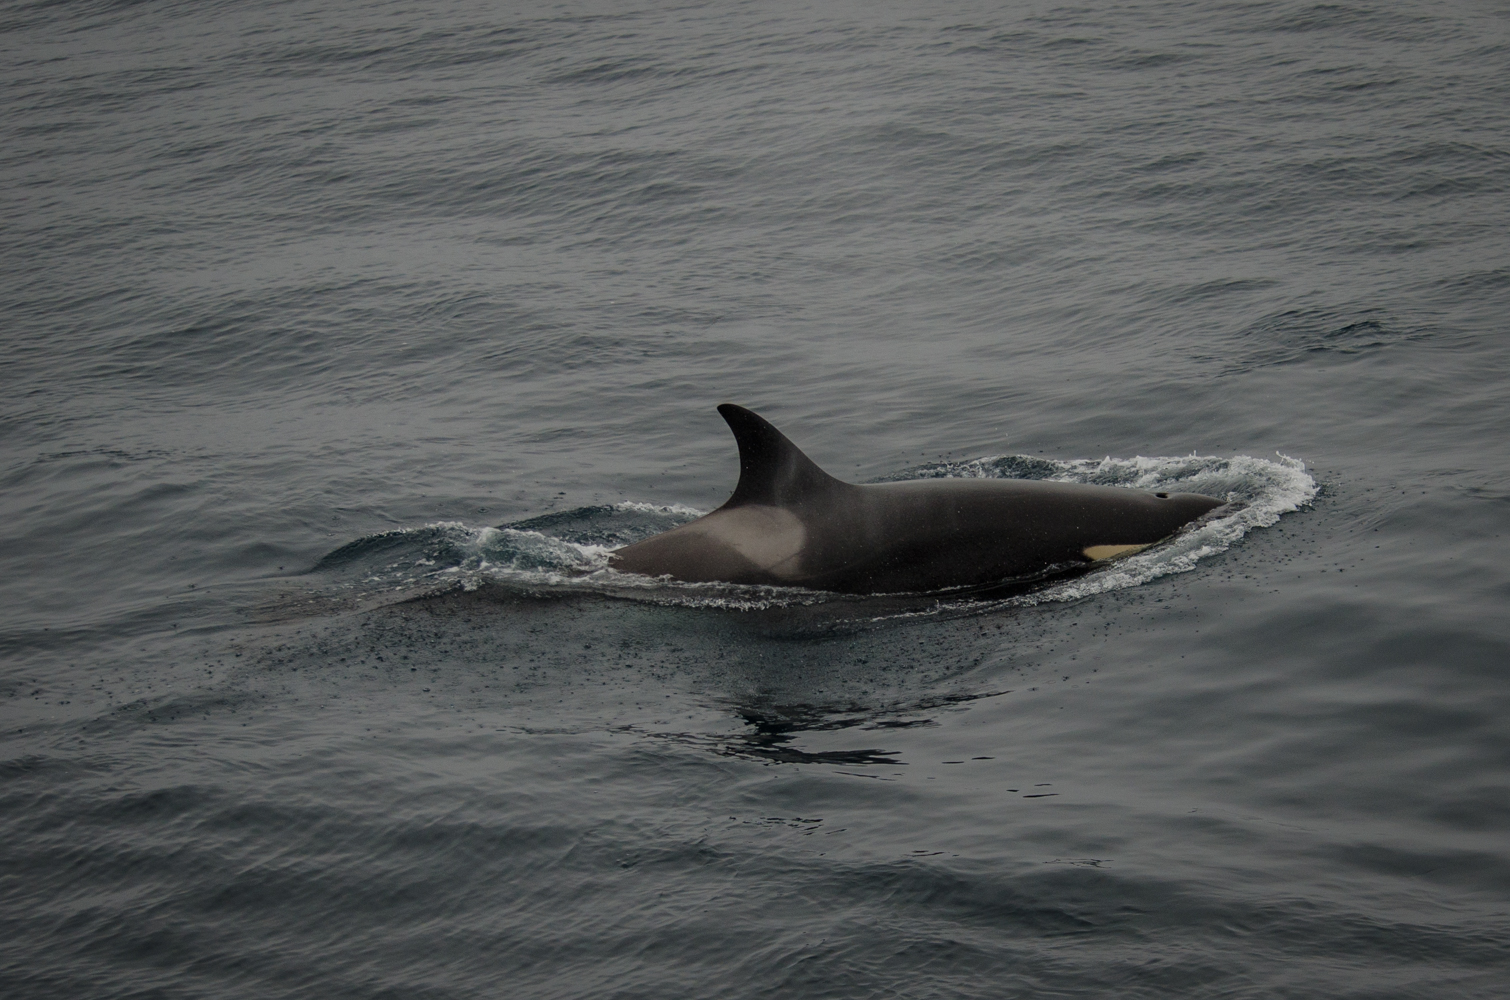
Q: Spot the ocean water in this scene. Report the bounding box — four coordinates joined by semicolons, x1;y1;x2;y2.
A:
3;1;1509;997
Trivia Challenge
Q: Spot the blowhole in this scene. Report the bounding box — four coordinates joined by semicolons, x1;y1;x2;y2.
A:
1155;492;1170;499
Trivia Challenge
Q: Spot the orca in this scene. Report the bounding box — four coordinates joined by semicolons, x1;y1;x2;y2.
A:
607;404;1227;595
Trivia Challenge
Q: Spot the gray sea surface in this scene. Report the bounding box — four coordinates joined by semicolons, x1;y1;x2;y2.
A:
3;1;1509;997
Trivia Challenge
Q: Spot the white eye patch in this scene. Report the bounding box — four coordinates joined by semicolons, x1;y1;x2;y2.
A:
1082;543;1153;561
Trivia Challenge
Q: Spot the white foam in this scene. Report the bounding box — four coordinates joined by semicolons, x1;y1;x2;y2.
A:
613;500;708;518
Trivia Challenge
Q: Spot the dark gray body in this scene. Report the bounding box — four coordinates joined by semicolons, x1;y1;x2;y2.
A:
609;405;1227;595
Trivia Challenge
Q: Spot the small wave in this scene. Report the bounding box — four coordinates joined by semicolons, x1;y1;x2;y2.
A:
311;456;1315;613
614;501;709;517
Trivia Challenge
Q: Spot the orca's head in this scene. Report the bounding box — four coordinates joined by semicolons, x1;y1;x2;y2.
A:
1149;490;1231;527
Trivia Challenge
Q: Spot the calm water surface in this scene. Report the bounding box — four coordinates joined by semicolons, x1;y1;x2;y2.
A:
3;1;1509;997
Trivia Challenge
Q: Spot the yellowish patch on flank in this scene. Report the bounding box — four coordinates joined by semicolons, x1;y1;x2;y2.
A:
1083;543;1153;561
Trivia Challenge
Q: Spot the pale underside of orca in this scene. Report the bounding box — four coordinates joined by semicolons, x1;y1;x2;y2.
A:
607;404;1228;595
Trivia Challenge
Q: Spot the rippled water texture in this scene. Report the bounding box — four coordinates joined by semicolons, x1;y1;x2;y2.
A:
3;1;1508;997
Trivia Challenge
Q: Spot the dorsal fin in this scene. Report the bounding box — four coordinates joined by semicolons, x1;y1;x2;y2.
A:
717;404;843;509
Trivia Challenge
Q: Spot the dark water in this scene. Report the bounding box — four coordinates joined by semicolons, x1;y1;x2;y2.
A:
4;1;1509;996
